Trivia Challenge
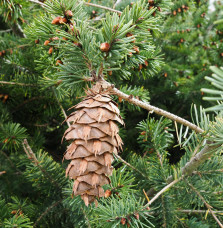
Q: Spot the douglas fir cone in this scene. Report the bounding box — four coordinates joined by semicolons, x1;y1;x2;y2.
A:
63;83;123;206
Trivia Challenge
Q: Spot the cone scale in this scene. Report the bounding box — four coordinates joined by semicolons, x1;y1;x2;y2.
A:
63;83;123;206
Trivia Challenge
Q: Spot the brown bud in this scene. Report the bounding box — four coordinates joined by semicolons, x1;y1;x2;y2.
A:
62;37;68;41
133;46;139;54
120;218;126;225
3;138;9;143
11;210;17;215
173;10;177;16
65;10;73;18
59;17;68;24
144;60;149;67
182;5;185;8
44;40;50;46
135;213;140;220
148;0;154;5
52;37;59;41
108;71;112;76
152;11;156;16
56;60;63;65
35;39;40;44
177;30;180;34
127;223;130;228
182;29;185;33
73;42;82;48
180;38;184;43
138;64;143;71
197;24;201;28
126;32;133;37
2;50;6;55
157;6;162;12
186;29;191;32
164;73;168;77
118;97;123;103
178;8;181;13
100;42;110;52
48;47;53;54
201;91;204;96
187;76;191;79
174;81;178;87
4;94;8;100
220;53;223;57
105;189;112;198
51;17;61;25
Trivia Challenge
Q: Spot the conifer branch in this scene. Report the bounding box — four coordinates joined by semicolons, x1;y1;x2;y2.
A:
147;143;219;197
11;23;26;38
111;86;204;133
34;199;63;227
0;81;37;87
97;80;204;134
178;209;223;214
52;89;70;128
115;154;148;179
22;139;62;191
186;181;223;228
28;0;46;7
84;2;122;14
145;178;182;207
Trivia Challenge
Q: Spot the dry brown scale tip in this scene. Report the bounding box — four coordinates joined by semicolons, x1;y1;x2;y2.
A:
63;83;124;206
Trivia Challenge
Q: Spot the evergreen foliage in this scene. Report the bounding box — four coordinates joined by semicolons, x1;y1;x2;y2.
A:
1;0;223;227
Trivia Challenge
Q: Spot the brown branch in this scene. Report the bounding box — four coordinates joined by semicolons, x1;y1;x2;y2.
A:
0;81;37;87
52;88;70;128
186;181;223;228
178;209;223;215
144;178;182;207
28;0;46;7
84;2;122;14
114;154;148;179
0;171;6;175
22;139;62;191
33;199;62;227
110;85;204;134
147;143;219;197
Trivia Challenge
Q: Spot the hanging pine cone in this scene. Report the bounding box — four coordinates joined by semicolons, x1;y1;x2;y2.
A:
63;83;123;206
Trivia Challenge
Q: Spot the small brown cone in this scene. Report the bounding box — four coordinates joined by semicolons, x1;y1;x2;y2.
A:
63;83;123;206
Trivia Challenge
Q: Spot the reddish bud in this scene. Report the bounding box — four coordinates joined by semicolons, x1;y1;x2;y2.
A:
164;73;168;77
44;40;50;46
48;47;53;54
120;218;126;225
52;37;59;41
100;42;110;52
35;39;40;44
135;213;140;220
108;71;112;76
178;8;181;13
138;64;143;71
65;10;73;18
173;10;177;16
105;190;112;198
56;60;63;66
148;0;154;5
11;210;17;215
51;17;61;25
141;131;146;135
133;46;139;54
3;138;9;143
144;60;148;67
59;17;68;24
